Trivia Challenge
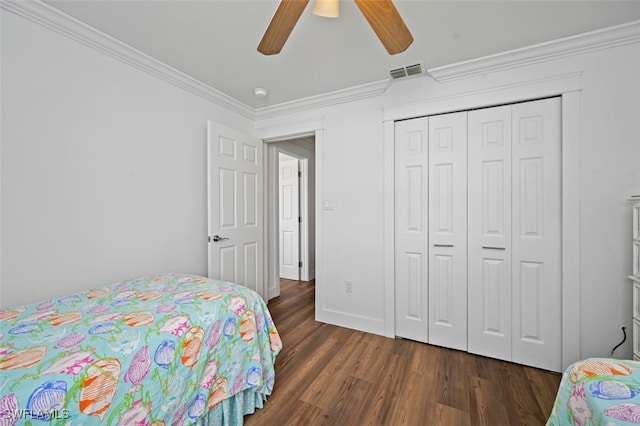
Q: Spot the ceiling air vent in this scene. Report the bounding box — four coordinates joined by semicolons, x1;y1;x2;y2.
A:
389;61;425;80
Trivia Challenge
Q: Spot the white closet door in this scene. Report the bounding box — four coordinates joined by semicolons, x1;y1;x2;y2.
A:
511;98;561;371
428;112;468;350
467;105;513;362
395;118;429;342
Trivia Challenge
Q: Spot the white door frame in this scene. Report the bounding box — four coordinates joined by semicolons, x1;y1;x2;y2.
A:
274;148;311;284
383;73;582;370
255;118;324;302
298;158;311;282
278;152;302;281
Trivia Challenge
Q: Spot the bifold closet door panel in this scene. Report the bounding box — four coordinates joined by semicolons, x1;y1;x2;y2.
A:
394;118;429;343
511;98;561;372
467;105;513;362
427;112;468;351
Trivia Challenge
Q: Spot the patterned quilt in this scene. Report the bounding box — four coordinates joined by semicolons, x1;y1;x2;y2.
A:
0;273;282;425
547;358;640;425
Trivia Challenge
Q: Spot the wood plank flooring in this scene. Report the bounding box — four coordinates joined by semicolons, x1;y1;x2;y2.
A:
245;279;562;425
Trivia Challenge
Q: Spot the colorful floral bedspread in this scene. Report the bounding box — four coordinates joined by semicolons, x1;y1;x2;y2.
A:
0;273;282;425
547;358;640;425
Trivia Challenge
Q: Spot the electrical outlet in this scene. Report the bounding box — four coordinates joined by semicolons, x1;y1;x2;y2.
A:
345;280;353;293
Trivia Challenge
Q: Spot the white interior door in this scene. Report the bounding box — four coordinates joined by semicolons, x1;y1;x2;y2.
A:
511;98;562;372
394;118;429;343
428;112;468;351
279;153;300;280
467;105;513;362
207;121;264;298
467;99;562;371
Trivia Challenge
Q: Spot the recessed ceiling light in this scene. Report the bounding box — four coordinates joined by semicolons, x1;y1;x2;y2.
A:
254;88;268;98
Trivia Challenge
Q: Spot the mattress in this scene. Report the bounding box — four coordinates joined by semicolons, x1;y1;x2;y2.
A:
547;357;640;425
0;273;282;425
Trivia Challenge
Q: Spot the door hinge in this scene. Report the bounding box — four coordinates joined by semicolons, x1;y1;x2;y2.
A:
298;261;303;268
298;216;302;223
298;171;302;178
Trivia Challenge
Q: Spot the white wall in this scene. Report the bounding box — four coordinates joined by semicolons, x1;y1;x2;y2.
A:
573;46;640;359
0;9;252;306
3;3;639;363
256;39;640;359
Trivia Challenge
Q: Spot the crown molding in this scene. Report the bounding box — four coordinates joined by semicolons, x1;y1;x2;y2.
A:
384;71;582;122
253;80;391;121
0;0;255;119
1;0;391;121
428;20;640;83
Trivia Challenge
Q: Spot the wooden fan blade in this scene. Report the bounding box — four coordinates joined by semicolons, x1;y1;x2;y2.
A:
354;0;413;55
258;0;310;55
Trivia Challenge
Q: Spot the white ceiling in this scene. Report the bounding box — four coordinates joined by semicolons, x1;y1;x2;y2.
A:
43;0;640;109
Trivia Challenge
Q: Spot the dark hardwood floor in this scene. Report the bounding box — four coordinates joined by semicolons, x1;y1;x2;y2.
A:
245;278;562;425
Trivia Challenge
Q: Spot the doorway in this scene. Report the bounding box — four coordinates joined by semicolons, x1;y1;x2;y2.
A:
265;136;316;299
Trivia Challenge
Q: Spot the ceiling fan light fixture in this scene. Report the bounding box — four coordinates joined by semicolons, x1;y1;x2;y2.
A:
313;0;339;18
258;0;412;55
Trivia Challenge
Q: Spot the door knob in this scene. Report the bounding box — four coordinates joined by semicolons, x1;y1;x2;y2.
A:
211;235;229;242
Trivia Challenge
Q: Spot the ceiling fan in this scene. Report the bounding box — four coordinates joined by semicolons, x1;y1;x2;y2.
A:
257;0;414;55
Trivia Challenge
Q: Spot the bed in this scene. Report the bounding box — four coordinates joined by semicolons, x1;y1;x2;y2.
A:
0;273;282;425
547;357;640;425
